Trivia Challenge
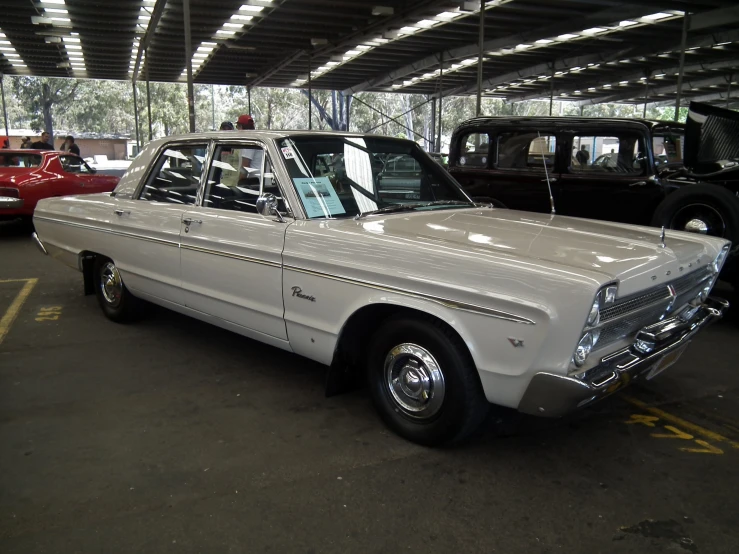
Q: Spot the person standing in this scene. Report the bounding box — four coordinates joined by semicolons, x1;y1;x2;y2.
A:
31;131;54;150
62;135;81;156
20;136;32;149
235;114;262;178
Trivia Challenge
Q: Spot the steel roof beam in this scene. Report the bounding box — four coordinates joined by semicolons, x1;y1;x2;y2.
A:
439;27;739;97
341;4;676;95
132;0;168;83
652;90;737;106
507;59;739;102
576;74;735;106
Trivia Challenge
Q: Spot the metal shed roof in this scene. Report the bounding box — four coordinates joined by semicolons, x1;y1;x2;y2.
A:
0;0;737;107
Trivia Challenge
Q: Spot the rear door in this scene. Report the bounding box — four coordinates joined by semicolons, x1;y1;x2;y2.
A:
105;141;208;305
557;130;665;225
179;140;289;340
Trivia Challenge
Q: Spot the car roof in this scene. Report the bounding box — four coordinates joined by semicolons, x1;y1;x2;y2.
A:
455;116;685;133
152;130;414;145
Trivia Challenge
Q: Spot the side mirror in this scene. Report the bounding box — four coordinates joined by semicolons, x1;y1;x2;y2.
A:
256;192;285;222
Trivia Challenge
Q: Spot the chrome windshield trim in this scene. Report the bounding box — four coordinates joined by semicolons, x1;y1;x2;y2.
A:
33;216;180;247
284;264;535;325
180;243;281;268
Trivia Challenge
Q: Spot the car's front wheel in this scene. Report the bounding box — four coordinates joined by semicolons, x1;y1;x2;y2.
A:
366;315;489;446
93;257;142;322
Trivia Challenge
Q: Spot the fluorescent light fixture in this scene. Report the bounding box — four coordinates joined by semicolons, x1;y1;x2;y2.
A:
216;30;237;35
535;39;553;44
39;0;66;4
231;14;253;21
65;44;82;49
223;22;244;28
4;52;19;57
557;34;579;40
641;12;671;21
239;5;264;12
45;8;68;14
64;36;80;42
581;27;606;35
619;20;637;27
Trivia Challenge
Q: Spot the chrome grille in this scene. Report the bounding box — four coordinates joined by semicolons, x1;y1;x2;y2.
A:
596;266;713;350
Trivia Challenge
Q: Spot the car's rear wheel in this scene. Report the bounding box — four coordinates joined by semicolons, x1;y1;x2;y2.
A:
93;257;142;322
366;314;489;446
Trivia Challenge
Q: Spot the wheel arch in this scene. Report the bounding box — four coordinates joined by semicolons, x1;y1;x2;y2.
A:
325;301;477;396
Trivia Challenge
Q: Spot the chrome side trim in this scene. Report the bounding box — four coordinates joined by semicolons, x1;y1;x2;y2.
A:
33;216;180;247
180;243;281;268
284;264;536;325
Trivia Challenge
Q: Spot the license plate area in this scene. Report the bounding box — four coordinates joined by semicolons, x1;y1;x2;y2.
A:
645;344;689;380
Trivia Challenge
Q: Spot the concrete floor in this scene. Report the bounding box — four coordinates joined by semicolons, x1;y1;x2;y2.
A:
1;220;739;554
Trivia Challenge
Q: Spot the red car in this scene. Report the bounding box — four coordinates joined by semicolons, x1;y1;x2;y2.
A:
0;150;120;222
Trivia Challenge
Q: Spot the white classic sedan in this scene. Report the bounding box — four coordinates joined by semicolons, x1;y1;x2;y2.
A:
32;131;730;445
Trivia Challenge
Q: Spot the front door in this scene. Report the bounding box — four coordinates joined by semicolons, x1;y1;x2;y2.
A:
179;141;289;340
557;132;665;225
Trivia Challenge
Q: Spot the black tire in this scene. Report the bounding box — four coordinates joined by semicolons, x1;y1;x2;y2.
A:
93;256;142;323
366;314;489;446
652;184;739;242
472;196;507;209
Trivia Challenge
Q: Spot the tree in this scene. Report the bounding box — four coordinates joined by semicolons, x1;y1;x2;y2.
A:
11;77;81;141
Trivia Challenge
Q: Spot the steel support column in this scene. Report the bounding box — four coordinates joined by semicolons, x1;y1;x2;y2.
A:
0;73;9;142
346;95;352;132
132;81;141;152
728;74;733;109
476;0;484;116
211;85;215;130
307;54;312;130
183;0;195;132
674;12;690;122
145;49;152;141
430;95;436;152
437;52;443;153
643;74;649;118
247;85;252;115
549;63;555;116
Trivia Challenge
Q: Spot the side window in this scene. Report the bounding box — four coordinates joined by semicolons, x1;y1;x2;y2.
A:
139;144;206;205
497;132;556;171
458;132;490;168
60;155;91;174
204;143;284;214
570;135;646;175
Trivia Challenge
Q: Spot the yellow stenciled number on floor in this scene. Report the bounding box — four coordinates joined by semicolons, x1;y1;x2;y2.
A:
36;306;62;322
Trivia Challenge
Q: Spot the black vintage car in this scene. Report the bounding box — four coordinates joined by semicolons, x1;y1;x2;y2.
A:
448;102;739;286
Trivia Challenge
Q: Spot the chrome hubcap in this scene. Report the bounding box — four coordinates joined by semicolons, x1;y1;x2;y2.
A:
671;203;725;238
100;262;123;307
684;218;708;234
385;343;445;419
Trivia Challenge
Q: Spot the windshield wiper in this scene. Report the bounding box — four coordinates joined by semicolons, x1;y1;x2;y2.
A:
354;200;474;220
354;204;420;220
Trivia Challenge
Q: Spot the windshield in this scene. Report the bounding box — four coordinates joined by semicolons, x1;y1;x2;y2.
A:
278;136;473;219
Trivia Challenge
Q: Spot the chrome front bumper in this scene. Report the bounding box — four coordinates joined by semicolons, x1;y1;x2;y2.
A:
31;232;48;255
0;196;23;209
518;296;728;417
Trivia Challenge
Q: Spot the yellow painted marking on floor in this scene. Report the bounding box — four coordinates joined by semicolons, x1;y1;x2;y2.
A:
0;278;39;345
680;440;724;455
625;414;659;427
651;425;694;440
35;306;62;322
623;395;739;450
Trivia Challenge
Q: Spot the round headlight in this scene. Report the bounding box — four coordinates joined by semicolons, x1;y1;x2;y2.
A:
586;298;600;327
573;332;594;367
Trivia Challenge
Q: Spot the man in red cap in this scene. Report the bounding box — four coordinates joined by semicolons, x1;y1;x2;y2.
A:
235;114;262;179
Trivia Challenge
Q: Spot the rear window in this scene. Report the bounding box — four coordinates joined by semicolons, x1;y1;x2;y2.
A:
0;153;42;168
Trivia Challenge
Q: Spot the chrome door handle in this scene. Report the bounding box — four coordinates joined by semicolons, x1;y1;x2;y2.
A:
183;218;202;225
629;181;647;187
114;209;130;216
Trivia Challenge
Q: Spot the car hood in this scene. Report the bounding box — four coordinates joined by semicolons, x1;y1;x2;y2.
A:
683;101;739;177
351;208;726;295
